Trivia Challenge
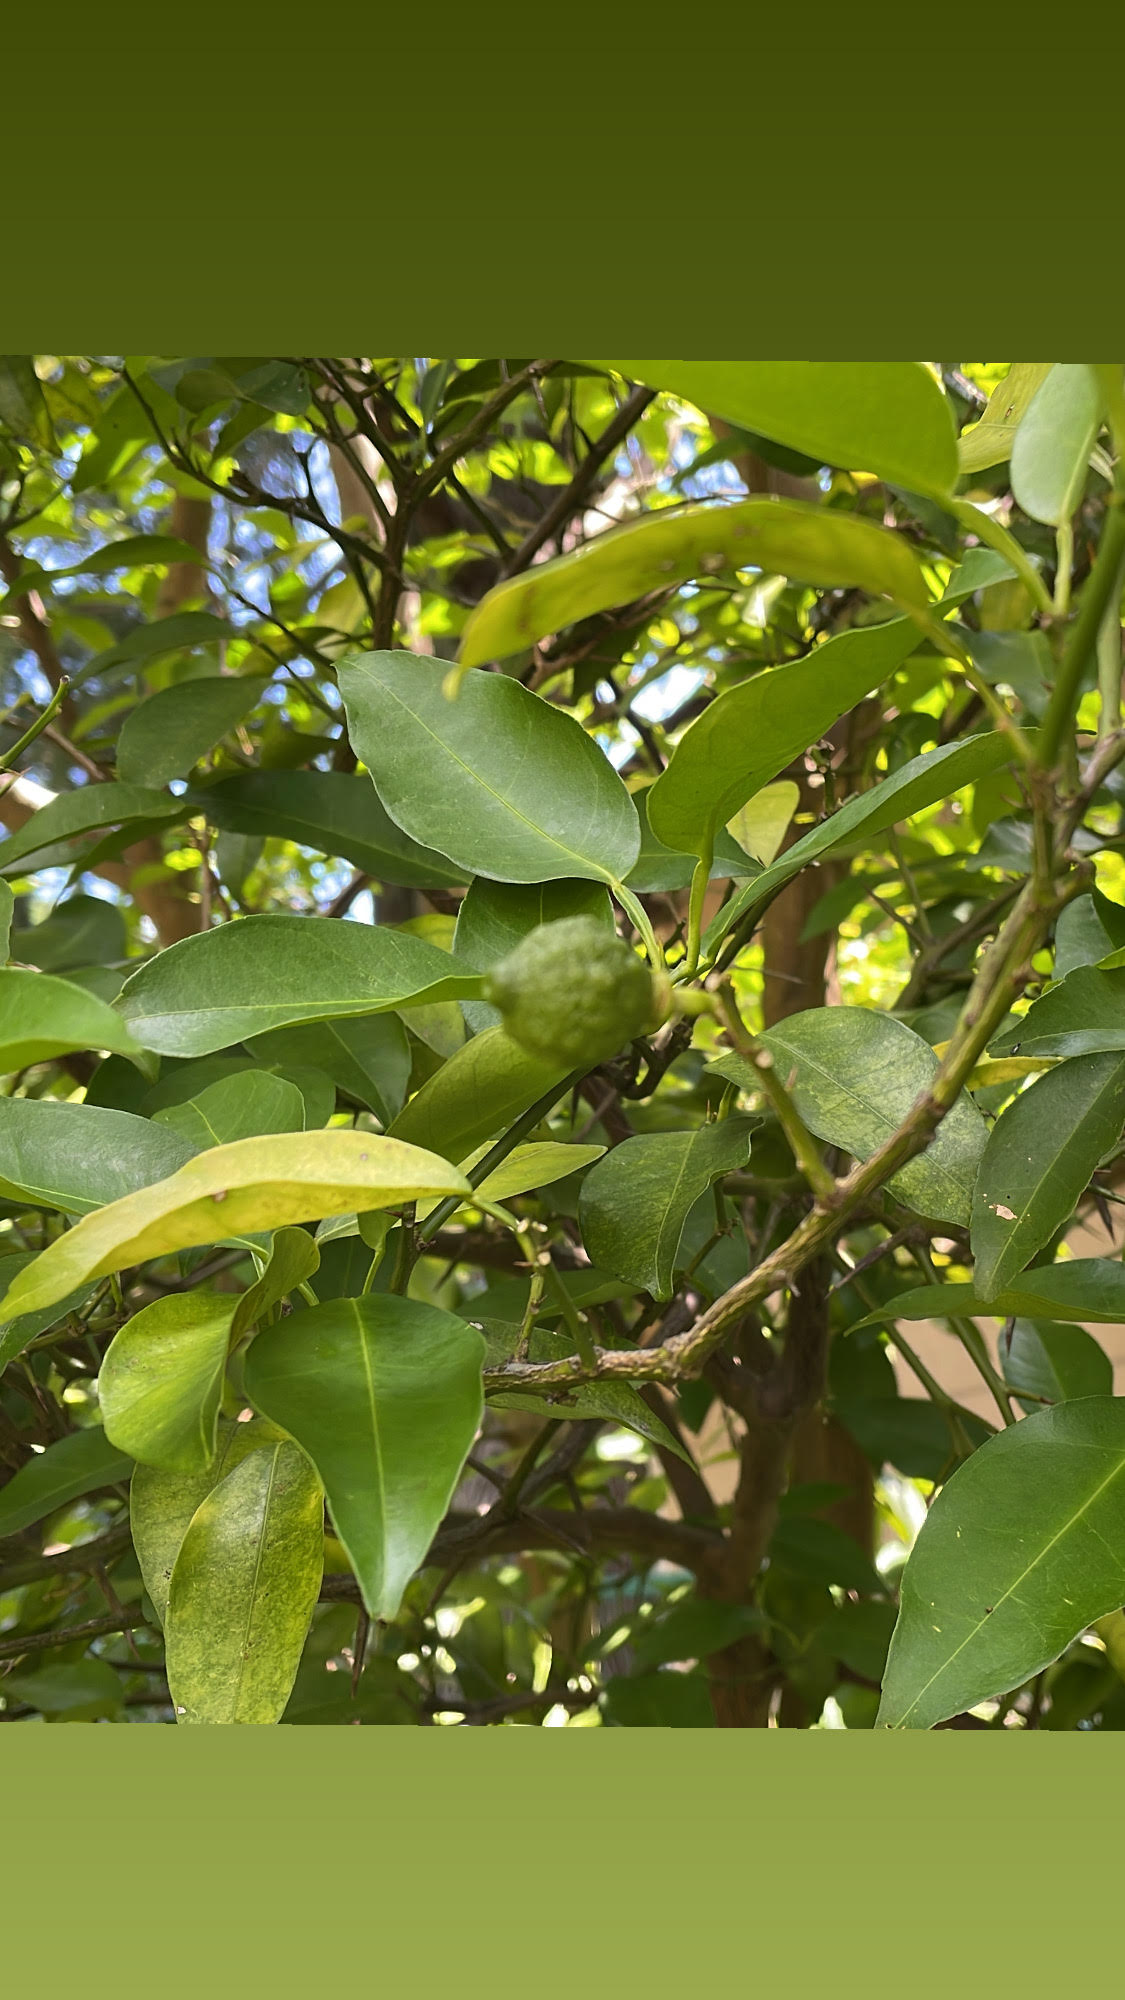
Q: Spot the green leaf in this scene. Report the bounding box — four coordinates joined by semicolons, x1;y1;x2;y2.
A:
878;1399;1125;1729
337;650;641;886
11;893;126;973
2;1660;123;1720
130;1416;275;1625
388;1024;571;1163
585;361;959;497
970;1054;1125;1299
460;500;930;672
245;1015;412;1124
957;364;1054;473
117;913;483;1056
0;783;182;876
0;1131;471;1319
769;1516;884;1596
471;1140;605;1205
232;1225;321;1338
835;1396;993;1481
100;1292;236;1472
244;1295;485;1620
1;534;207;603
453;876;614;1033
72;610;231;688
0;1253;99;1375
618;1598;767;1673
711;1007;988;1225
1004;1319;1113;1412
475;1264;631;1324
1054;892;1125;977
601;1668;715;1727
578;1116;757;1299
992;964;1125;1059
0;1098;196;1212
481;1320;690;1462
117;674;270;787
0;355;57;450
0;968;149;1072
705;730;1017;954
142;1053;335;1132
852;1258;1125;1328
165;1440;324;1724
1010;365;1102;525
624;789;757;894
196;771;468;890
647;616;923;865
0;879;11;960
152;1070;307;1149
0;1426;131;1538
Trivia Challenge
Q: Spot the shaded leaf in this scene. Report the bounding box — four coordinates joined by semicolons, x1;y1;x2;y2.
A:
196;770;467;890
11;893;126;973
0;783;182;876
245;1015;412;1123
117;674;270;787
2;1660;122;1720
389;1024;571;1163
0;1426;131;1538
578;1116;757;1299
1004;1319;1114;1413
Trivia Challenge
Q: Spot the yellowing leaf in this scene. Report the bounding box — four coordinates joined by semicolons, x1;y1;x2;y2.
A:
725;781;799;868
458;499;930;673
1;1131;470;1319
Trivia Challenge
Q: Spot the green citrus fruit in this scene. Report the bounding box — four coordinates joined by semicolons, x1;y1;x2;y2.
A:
483;916;657;1068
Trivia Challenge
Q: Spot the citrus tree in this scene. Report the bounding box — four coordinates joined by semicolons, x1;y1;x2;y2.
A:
2;355;1124;1729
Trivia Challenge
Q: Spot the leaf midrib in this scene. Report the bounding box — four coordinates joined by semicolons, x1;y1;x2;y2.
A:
359;669;617;883
892;1445;1125;1727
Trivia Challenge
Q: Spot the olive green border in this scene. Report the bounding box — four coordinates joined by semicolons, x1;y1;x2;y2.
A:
3;1733;1122;1987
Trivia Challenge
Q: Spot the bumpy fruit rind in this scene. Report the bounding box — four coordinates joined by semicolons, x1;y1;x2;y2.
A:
483;915;657;1068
